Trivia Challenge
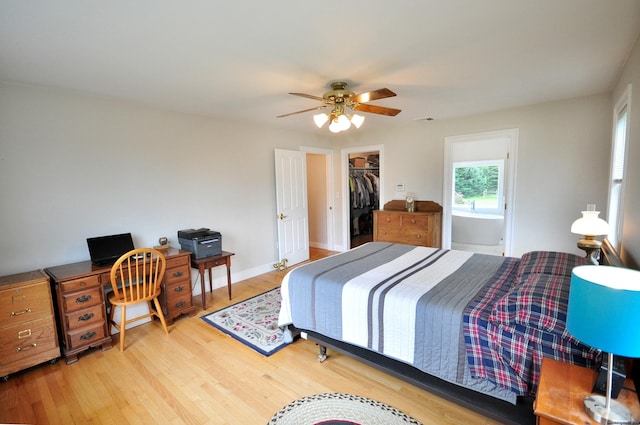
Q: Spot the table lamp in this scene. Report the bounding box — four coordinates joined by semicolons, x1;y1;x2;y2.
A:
571;204;610;264
567;265;640;424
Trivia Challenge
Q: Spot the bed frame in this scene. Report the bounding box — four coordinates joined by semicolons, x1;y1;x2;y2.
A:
297;241;623;425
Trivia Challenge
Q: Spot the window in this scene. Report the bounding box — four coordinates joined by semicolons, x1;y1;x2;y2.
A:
607;85;631;250
453;160;504;216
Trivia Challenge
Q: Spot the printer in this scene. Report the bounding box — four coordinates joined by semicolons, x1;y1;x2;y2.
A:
177;228;222;259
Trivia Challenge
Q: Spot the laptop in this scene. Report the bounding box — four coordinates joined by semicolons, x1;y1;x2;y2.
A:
86;233;135;266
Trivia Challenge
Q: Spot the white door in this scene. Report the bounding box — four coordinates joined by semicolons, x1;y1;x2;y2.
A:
274;149;310;266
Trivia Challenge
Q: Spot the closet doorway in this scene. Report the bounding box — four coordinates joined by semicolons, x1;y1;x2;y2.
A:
302;147;335;252
342;145;384;250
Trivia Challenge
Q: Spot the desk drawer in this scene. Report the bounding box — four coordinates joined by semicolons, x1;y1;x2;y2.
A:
166;255;189;269
62;286;103;313
64;303;104;331
0;281;53;322
164;291;192;317
165;266;190;286
60;275;100;293
67;323;107;350
0;316;58;364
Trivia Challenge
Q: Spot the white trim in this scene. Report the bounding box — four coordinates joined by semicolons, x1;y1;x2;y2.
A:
301;146;336;251
443;129;518;256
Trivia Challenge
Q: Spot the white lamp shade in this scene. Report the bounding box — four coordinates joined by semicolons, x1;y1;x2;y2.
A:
337;114;351;131
328;118;341;133
313;113;329;128
351;114;365;128
571;210;609;236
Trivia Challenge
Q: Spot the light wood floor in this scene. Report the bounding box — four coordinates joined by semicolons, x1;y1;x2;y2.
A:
0;248;501;425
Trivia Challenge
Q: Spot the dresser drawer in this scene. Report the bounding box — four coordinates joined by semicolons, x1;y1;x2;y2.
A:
165;280;190;299
67;323;107;350
62;286;103;312
64;303;104;331
0;316;58;364
0;281;53;322
60;275;100;293
375;211;401;226
400;214;429;228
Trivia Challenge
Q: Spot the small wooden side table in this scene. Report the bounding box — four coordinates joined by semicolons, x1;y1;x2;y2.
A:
535;357;640;424
190;251;234;309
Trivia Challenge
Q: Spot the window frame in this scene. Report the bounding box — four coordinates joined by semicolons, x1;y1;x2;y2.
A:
607;84;632;251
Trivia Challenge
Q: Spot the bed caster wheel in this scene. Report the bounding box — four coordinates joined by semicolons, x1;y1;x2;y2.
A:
317;345;327;363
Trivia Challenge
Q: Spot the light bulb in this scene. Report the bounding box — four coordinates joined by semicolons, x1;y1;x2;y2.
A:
329;119;341;133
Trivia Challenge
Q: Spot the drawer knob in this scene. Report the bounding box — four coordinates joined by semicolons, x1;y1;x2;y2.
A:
175;301;186;308
78;313;95;321
386;218;391;222
416;234;422;238
173;271;184;278
75;294;92;304
174;286;184;293
11;308;32;317
80;331;97;341
16;343;37;352
411;219;416;224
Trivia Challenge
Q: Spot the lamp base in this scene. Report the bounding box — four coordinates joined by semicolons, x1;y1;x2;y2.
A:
577;238;602;265
584;395;634;424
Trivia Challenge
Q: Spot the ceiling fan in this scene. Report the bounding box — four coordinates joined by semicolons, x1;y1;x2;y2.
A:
277;81;401;132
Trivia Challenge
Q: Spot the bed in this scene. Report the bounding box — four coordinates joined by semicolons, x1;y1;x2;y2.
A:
278;241;620;424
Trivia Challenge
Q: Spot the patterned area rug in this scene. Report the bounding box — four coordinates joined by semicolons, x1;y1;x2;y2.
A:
201;287;288;356
268;393;422;425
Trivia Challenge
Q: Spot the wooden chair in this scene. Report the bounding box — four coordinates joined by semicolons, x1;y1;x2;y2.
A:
108;248;169;351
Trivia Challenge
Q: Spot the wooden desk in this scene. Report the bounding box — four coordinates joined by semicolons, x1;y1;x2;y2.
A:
190;251;234;309
45;248;195;364
535;357;640;424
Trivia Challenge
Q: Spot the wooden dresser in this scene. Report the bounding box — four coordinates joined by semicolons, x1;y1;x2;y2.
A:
45;248;195;364
0;270;60;379
373;200;442;248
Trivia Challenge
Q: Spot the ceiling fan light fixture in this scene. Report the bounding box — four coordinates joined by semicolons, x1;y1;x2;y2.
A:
350;114;365;128
313;113;329;128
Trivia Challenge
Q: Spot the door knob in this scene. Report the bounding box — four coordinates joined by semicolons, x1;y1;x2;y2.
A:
278;213;288;220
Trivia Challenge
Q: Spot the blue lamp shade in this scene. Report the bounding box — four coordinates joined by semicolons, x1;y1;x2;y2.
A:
567;265;640;357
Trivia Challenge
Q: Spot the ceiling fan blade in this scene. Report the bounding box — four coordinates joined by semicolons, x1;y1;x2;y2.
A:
277;105;330;118
289;92;326;102
351;88;396;103
351;103;402;116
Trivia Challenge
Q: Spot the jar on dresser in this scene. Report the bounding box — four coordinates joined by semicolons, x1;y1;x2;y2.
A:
0;270;60;380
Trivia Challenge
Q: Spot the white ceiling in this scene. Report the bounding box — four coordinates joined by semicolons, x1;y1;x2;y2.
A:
1;1;639;134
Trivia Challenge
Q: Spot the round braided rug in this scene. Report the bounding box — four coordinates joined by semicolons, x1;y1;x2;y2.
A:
267;393;422;425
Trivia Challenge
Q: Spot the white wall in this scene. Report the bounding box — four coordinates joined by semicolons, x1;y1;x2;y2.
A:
0;82;330;289
341;93;612;257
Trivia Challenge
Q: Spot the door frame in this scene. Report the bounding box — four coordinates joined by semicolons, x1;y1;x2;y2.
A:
301;146;336;251
443;129;518;256
341;144;385;251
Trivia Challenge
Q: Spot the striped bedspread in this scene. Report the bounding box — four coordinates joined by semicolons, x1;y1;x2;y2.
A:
278;242;517;403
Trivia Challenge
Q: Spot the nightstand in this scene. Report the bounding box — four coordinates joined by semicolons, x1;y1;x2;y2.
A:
535;357;640;424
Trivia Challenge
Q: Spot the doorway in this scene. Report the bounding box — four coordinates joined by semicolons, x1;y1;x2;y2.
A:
443;129;518;256
341;145;384;250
